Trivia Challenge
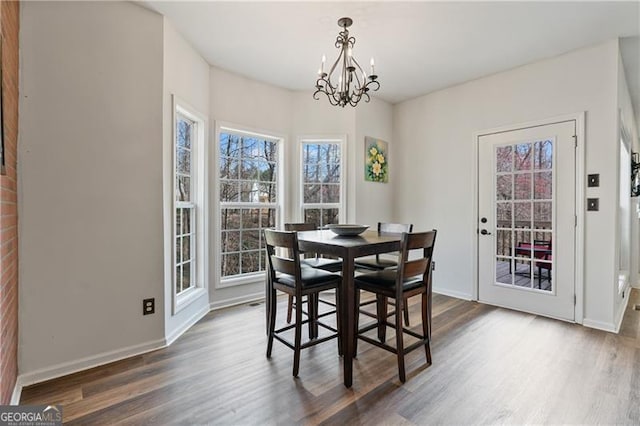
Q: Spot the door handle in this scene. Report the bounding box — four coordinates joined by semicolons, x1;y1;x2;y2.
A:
480;229;492;235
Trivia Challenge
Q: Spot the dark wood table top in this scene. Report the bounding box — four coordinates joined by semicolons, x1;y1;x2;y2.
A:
297;229;402;256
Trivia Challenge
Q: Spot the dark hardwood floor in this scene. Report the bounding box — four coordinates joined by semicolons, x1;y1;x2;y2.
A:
21;289;640;424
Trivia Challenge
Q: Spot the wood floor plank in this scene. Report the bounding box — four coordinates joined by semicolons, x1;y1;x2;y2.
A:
20;290;640;424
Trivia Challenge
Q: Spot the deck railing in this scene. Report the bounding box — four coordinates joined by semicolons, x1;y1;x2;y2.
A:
496;220;551;257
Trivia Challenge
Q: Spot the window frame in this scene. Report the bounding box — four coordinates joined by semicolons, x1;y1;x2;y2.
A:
215;122;284;288
172;98;209;313
299;137;346;226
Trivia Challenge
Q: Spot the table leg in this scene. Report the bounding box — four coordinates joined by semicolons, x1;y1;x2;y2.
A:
342;254;355;388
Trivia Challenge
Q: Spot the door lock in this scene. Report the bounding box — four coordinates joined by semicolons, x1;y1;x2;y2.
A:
480;229;492;235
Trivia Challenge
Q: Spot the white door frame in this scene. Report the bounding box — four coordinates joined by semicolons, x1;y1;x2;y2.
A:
471;112;585;324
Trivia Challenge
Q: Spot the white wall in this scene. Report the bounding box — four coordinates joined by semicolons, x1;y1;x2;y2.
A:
355;99;395;226
393;40;620;327
162;19;211;341
615;43;639;327
19;2;165;378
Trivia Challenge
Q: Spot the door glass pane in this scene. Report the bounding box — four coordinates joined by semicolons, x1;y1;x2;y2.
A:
534;171;552;199
496;202;512;228
496;258;513;285
514;202;532;227
496;229;511;257
514;230;532;260
496;146;513;172
514;174;531;200
496;175;512;200
534;140;553;170
513;259;532;288
514;143;532;171
534;202;552;230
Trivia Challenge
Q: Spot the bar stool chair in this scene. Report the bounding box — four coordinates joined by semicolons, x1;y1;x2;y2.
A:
355;222;413;329
355;230;437;383
264;229;342;377
284;223;342;326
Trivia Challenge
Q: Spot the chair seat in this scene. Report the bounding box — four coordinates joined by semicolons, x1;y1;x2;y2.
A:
354;256;398;270
276;267;341;289
301;257;343;272
355;269;423;292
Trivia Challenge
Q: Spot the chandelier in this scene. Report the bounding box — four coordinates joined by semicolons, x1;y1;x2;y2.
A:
313;17;380;107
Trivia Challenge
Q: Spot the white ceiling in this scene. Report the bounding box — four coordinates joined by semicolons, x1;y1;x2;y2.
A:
141;1;640;112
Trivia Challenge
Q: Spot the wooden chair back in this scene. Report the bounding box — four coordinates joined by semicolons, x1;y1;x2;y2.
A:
284;223;316;258
379;222;413;234
285;223;316;232
264;229;302;285
396;230;437;297
377;222;413;261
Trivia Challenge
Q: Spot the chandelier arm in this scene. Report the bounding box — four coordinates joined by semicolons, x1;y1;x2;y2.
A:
327;49;344;90
367;79;381;92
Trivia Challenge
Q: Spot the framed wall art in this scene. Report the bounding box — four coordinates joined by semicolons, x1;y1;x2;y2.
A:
364;136;388;183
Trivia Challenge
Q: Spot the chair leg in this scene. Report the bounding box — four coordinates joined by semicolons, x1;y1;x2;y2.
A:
538;266;542;289
336;289;343;356
266;287;277;358
293;295;303;377
422;292;432;364
395;297;406;383
308;294;318;339
286;295;294;324
376;295;388;343
403;296;410;326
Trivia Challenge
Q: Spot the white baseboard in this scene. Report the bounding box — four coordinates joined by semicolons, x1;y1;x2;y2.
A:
614;290;631;334
433;287;473;301
17;337;167;388
209;291;264;311
165;305;210;346
582;318;617;333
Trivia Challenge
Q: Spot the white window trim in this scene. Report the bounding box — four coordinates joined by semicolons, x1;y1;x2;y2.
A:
172;96;209;314
214;121;285;289
298;136;347;224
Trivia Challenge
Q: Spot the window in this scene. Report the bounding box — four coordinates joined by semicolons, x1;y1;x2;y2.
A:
173;104;206;302
300;140;344;227
219;129;279;279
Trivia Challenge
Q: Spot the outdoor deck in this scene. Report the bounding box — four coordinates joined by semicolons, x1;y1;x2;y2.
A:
496;259;551;291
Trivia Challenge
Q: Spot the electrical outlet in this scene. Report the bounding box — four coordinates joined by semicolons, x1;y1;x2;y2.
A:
432;261;436;271
143;298;155;315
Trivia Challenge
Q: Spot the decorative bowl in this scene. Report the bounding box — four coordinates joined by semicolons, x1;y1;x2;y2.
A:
327;224;369;236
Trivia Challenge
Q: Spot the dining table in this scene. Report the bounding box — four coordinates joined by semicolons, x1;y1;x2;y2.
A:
295;229;403;388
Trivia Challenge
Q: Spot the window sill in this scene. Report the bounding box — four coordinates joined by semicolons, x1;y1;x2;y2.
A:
174;287;207;314
217;272;265;289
